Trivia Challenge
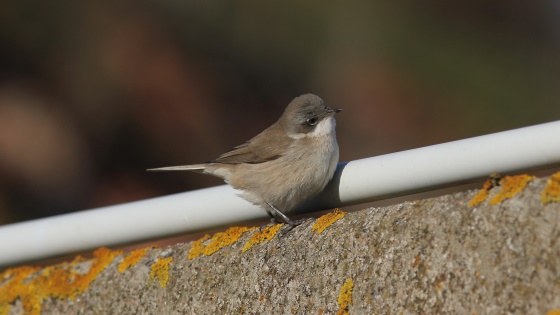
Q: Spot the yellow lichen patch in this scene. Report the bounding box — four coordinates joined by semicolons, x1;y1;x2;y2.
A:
118;247;152;272
203;226;257;256
49;247;122;300
489;175;535;205
0;247;121;315
468;178;494;207
188;227;256;259
0;303;8;315
242;224;282;252
150;257;173;288
0;266;41;315
468;173;502;207
188;234;211;259
312;209;346;234
72;248;121;298
337;278;354;315
547;309;560;315
542;172;560;205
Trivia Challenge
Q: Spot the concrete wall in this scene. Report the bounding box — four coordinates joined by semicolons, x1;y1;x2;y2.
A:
2;173;560;314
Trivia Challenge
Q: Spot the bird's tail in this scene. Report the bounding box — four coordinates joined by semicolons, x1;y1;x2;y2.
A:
147;164;207;172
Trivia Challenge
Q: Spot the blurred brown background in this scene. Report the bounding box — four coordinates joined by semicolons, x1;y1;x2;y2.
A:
0;0;558;225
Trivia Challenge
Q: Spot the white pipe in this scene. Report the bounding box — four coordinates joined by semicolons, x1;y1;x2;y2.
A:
0;186;259;266
1;120;559;266
310;120;560;210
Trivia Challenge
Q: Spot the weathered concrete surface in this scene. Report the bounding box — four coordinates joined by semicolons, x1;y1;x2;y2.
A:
5;175;560;314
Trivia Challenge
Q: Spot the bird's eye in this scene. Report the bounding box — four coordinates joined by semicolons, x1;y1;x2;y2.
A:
306;117;318;126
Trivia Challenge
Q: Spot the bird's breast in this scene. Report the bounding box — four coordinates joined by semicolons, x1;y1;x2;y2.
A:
228;129;339;213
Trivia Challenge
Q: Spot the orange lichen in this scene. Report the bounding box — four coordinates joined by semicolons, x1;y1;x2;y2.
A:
0;266;41;315
49;247;122;300
188;226;256;259
118;247;152;272
203;226;257;256
242;224;282;252
468;178;494;207
0;303;7;315
468;173;502;207
489;175;535;205
0;247;121;315
312;209;346;234
547;309;560;315
150;257;173;288
542;172;560;205
337;278;354;315
188;234;211;259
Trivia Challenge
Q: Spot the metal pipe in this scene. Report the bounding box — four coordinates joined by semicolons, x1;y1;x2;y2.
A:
1;120;559;267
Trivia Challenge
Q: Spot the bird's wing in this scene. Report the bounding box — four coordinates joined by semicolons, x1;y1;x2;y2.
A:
211;123;291;165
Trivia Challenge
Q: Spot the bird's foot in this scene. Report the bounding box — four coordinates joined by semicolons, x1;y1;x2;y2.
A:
278;217;313;236
265;202;312;235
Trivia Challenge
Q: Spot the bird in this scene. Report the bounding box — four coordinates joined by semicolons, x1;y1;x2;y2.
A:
148;94;341;227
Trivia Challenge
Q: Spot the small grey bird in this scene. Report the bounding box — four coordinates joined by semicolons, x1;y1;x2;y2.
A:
148;94;341;227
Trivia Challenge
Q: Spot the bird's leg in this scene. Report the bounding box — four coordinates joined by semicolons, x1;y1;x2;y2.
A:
264;208;279;225
265;202;307;227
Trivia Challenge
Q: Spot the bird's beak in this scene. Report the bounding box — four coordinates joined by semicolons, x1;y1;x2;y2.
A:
327;107;342;115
